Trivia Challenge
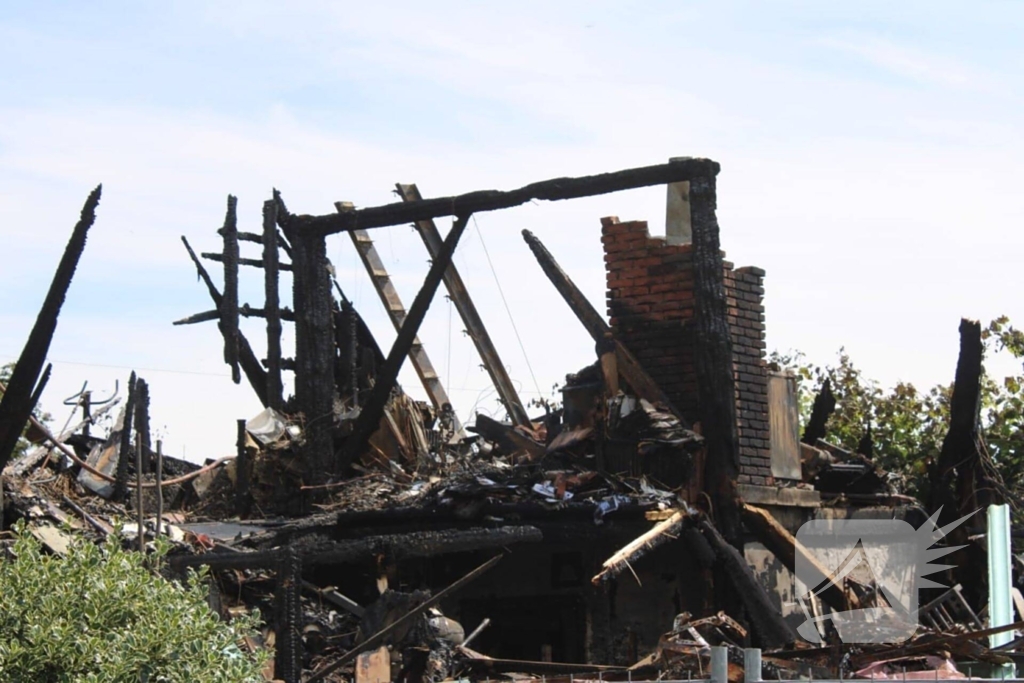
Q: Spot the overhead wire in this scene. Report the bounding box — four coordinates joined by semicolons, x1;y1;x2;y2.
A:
471;215;544;400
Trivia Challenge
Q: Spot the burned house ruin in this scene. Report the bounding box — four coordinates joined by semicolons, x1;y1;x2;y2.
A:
2;158;1014;683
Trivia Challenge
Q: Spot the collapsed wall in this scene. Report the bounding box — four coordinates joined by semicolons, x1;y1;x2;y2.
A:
601;213;772;486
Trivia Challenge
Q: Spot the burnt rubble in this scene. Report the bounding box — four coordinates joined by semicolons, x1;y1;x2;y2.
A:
1;160;1021;682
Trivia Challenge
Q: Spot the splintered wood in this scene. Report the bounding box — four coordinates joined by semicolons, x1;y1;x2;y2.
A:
592;509;687;585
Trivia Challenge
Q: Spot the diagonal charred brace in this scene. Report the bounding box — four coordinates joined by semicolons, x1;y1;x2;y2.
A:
0;185;101;472
180;236;269;407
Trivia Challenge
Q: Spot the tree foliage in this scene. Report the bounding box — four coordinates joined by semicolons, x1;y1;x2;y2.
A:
771;316;1024;500
0;523;268;682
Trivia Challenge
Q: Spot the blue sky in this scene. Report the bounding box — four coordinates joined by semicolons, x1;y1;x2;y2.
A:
2;2;1022;461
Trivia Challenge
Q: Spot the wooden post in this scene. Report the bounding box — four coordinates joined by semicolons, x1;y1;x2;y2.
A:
135;431;145;553
801;377;835;445
235;419;252;516
180;237;270;407
133;377;151;473
284;227;337;483
0;185;101;472
397;183;531;427
220;195;241;384
155;439;164;539
337;215;471;473
690;173;741;543
274;547;303;683
263;196;284;410
112;372;137;501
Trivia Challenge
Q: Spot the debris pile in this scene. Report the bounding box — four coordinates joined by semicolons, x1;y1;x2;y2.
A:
2;161;1022;682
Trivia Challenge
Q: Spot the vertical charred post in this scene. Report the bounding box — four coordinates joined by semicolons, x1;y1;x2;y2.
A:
0;185;101;472
283;221;336;483
801;377;835;445
263;195;284;410
235;418;252;516
133;377;151;473
274;547;304;683
220;195;241;384
180;237;269;407
112;371;138;501
690;172;741;543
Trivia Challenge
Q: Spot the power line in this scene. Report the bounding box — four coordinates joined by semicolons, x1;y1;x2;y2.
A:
472;216;544;399
0;355;231;379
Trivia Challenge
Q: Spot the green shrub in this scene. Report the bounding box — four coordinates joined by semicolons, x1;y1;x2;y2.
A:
0;522;268;682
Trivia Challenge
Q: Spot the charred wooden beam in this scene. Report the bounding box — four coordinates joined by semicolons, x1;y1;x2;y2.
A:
592;509;687;585
263;197;284;410
801;377;835;445
274;547;303;683
172;305;296;326
112;371;137;501
0;185;101;472
690;175;741;543
307;554;502;682
220;196;241;384
521;229;682;417
283;227;336;483
341;206;457;425
740;503;852;613
398;183;530;427
228;226;295;259
133;377;151;474
291;158;720;236
471;413;545;462
930;318;986;519
201;252;294;272
180;237;269;407
698;518;796;649
337;215;471;473
235;418;252;516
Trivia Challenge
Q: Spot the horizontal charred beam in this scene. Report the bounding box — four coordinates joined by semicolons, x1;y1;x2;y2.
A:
201;252;293;271
173;305;296;326
291;157;720;236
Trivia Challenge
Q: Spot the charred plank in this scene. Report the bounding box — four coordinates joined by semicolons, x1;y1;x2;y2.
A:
180;237;269;407
291;158;720;236
0;186;100;472
336;215;471;473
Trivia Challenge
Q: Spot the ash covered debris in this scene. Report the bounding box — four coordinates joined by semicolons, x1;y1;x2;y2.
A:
1;159;1020;683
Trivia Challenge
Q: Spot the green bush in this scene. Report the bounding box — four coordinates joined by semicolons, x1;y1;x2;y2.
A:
0;522;268;682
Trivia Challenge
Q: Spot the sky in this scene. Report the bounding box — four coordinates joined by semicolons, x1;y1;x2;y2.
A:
1;1;1022;463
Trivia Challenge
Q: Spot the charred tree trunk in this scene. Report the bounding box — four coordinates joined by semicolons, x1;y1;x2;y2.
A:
0;185;101;472
690;174;741;543
801;377;835;445
336;215;471;473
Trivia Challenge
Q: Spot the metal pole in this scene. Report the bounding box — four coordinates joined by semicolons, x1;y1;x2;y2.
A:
744;648;762;683
711;646;728;683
